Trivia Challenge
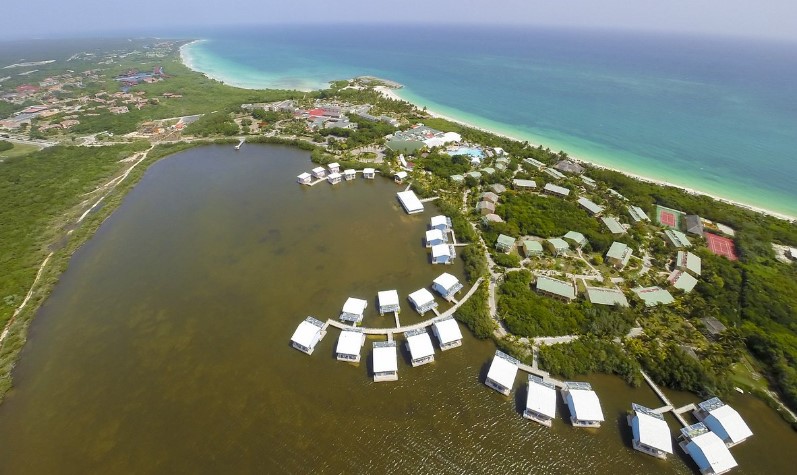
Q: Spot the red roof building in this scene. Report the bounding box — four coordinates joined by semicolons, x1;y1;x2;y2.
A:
16;84;41;95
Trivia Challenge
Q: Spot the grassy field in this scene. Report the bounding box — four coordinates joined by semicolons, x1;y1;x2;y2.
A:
0;143;40;161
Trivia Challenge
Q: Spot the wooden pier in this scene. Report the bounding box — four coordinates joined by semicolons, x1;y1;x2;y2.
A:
640;370;690;427
234;138;245;150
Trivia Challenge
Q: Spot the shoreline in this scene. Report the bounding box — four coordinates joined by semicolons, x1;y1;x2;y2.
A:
178;43;795;221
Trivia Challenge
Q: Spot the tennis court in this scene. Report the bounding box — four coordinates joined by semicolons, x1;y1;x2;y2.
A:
656;205;684;229
705;232;738;261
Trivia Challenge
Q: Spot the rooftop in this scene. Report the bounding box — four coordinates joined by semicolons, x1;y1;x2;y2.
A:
563;231;586;245
547;238;569;251
601;216;625;235
699;398;753;445
536;276;576;300
497;234;516;248
513;178;537;188
432;243;453;259
408;288;436;307
433;272;461;291
373;341;398;373
632;286;675;307
631;403;673;454
487;350;519;389
586;287;629;307
543;183;570;196
664;229;692;248
342;297;368;315
677;250;702;276
669;270;698;293
290;318;323;348
430;215;449;228
426;229;445;243
406;330;435;359
336;329;364;356
566;383;605;422
378;290;400;307
577;197;604;215
628;205;649;222
526;375;557;418
686;430;738;474
433;317;463;345
396;190;424;214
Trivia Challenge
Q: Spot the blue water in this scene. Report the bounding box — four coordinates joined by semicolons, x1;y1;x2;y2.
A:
182;25;797;217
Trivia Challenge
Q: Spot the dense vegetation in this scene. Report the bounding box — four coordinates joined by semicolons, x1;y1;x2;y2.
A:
319;115;397;149
539;337;642;386
460;244;488;284
184;110;239;136
453;282;493;338
0;141;13;152
418;152;472;177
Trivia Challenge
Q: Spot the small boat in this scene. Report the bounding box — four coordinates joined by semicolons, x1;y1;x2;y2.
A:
734;387;744;394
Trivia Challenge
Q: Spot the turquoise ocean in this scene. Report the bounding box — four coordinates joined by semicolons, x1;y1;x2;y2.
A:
181;26;797;217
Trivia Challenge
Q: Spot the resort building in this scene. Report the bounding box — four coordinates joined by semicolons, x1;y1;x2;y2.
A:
513;178;537;190
327;162;340;174
343;169;356;181
485;350;520;396
396;190;424;214
606;241;632;269
668;270;698;293
363;167;376;179
490;183;507;194
633;286;675;307
581;176;597;188
432;316;464;350
694;398;753;447
480;191;499;204
702;317;727;338
483;213;504;224
408;288;439;315
679;423;738;475
466;171;482;180
685;215;705;236
372;341;398;382
290;317;326;355
336;329;365;363
430;215;452;233
578;197;604;216
601;216;626;235
311;166;327;179
431;243;455;265
522;239;544;257
340;297;368;324
425;229;446;248
394;171;408;184
562;381;605;428
378;290;400;315
788;247;797;260
628;205;650;223
476;200;496;215
536;276;576;302
555;159;584;175
544;168;566;180
327;172;342;184
543;183;570;197
297;172;312;185
629;403;674;459
546;238;570;256
563;231;587;248
481;167;496;176
524;375;557;427
677;250;702;276
496;234;516;253
432;273;464;301
608;189;627;201
664;229;692;248
524;157;545;169
450;174;465;184
405;328;435;367
585;287;629;307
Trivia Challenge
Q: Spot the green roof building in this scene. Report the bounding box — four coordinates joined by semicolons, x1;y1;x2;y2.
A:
606;241;632;269
536;276;576;301
522;239;543;257
586;287;629;307
563;231;587;248
668;270;698;293
664;229;692;248
496;234;516;253
676;251;701;276
546;238;570;256
602;216;626;235
632;286;675;307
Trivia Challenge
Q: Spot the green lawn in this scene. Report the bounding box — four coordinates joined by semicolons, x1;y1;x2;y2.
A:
0;143;40;161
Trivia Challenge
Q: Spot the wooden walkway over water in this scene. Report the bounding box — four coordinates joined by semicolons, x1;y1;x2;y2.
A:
640;369;692;427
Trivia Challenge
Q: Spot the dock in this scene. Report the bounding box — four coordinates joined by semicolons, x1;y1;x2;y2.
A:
640;370;691;427
234;138;245;150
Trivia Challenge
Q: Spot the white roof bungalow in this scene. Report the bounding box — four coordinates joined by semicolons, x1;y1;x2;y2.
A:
536;276;576;302
668;270;698;293
524;157;545;169
431;243;455;264
297;172;312;185
606;241;632;269
586;287;629;307
432;316;463;350
327;162;340;173
544;168;566;180
524;375;557;427
408;288;438;315
372;341;398;382
311;166;326;179
432;272;464;301
343;168;356;180
602;216;626;235
363;167;376;179
405;328;435;367
340;297;368;324
425;229;446;248
290;316;326;355
394;170;408;184
327;172;342;184
513;178;536;190
628;205;650;223
430;215;451;232
664;229;692;248
336;329;365;362
629;403;673;459
563;231;587;248
578;197;604;215
543;183;570;197
485;350;519;396
633;286;675;307
563;381;605;427
677;250;702;276
378;290;400;315
679;423;738;475
396;190;424;214
694;397;753;447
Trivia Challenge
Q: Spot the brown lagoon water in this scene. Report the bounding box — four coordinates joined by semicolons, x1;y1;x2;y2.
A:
0;144;794;473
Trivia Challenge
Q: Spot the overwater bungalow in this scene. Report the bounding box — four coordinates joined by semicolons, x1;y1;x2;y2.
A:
485;350;519;396
396;190;424;214
562;381;604;427
297;172;312;185
343;168;356;181
430;215;452;232
372;341;398;382
432;272;464;301
524;375;557;427
405;328;435;367
340;297;368;324
363;167;376;179
679;423;738;475
432;316;463;350
290;317;326;355
378;290;400;315
336;329;365;362
311;166;326;179
408;288;438;315
425;229;446;248
629;403;674;459
694;397;753;447
431;243;455;265
327;172;342;184
394;171;408;184
327;162;340;174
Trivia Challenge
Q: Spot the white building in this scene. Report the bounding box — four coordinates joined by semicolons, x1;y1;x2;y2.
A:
629;403;673;459
372;341;398;382
327;172;342;184
378;290;400;315
694;397;753;447
340;297;368;324
405;328;435;367
432;316;463;350
396;190;424;214
408;288;438;315
524;375;557;427
430;215;451;233
394;171;408;184
343;169;356;181
425;229;446;248
563;381;604;427
679;423;738;475
431;243;455;265
543;183;570;197
297;172;312;185
336;329;365;362
311;166;326;179
327;162;340;174
578;197;604;215
290;317;326;355
363;167;376;179
485;350;519;396
432;272;464;301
